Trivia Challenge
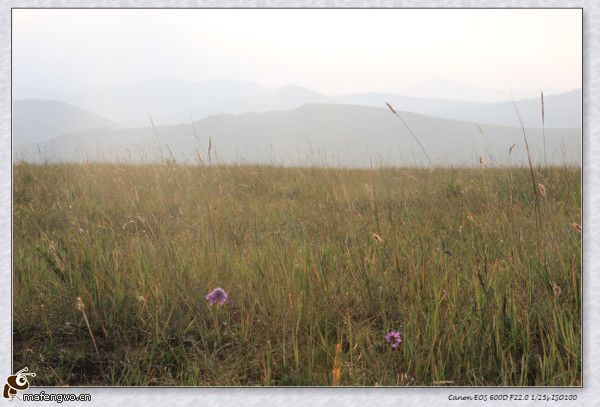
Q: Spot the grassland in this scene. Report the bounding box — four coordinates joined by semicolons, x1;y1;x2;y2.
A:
13;162;581;386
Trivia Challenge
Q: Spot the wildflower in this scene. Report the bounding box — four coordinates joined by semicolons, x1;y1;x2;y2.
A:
205;287;228;306
384;330;402;349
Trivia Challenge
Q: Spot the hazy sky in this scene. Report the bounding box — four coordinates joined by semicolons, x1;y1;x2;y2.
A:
13;9;581;99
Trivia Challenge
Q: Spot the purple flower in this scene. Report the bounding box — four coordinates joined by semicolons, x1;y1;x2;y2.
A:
384;330;402;349
205;287;228;306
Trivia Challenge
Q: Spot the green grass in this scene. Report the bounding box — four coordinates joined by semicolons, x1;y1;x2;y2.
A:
13;162;581;386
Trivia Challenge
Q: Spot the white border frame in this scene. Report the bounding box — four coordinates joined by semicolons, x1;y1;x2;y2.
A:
1;2;594;405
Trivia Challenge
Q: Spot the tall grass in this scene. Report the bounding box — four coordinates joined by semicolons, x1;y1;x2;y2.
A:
13;162;581;386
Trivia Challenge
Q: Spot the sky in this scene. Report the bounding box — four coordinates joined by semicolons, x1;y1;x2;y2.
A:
12;9;582;100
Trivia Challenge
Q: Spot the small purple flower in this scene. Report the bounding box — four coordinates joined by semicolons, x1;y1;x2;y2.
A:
384;330;402;349
205;287;228;306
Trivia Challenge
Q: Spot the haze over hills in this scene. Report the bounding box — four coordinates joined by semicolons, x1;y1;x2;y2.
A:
13;81;582;166
335;93;480;119
197;85;336;117
53;79;271;127
15;103;581;168
393;79;566;102
14;79;581;142
14;79;335;127
335;88;581;128
434;89;582;128
13;99;123;145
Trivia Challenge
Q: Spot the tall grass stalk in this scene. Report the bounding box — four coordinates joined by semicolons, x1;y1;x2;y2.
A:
386;102;434;167
541;91;548;168
511;95;544;261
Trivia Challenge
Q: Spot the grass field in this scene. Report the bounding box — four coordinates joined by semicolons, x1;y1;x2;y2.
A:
13;162;581;386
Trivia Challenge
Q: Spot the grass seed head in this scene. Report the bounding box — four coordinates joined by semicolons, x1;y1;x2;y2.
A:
553;284;562;300
372;232;384;243
76;296;85;312
385;102;398;116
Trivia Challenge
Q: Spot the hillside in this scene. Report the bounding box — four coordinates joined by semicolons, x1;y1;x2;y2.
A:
334;93;480;117
13;99;122;145
14;80;581;129
336;89;581;129
22;80;335;127
15;103;581;167
198;85;336;117
435;89;581;128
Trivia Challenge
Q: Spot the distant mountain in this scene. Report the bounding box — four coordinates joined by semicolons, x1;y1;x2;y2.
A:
13;99;123;145
434;89;581;128
33;79;335;127
335;89;581;129
200;85;336;116
335;93;479;117
59;79;271;126
394;79;564;102
15;104;580;167
15;79;580;130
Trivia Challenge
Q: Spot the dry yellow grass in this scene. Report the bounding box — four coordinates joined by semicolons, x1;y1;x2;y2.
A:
13;162;581;386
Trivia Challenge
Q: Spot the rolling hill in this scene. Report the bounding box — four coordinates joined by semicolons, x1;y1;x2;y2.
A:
336;89;581;129
434;89;581;128
335;93;479;118
15;103;581;167
13;99;123;145
15;79;581;130
24;79;335;127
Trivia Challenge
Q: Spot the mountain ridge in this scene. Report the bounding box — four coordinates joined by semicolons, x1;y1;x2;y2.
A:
13;99;123;145
15;102;581;168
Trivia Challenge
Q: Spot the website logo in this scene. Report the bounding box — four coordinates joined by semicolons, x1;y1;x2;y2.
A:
3;367;35;400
